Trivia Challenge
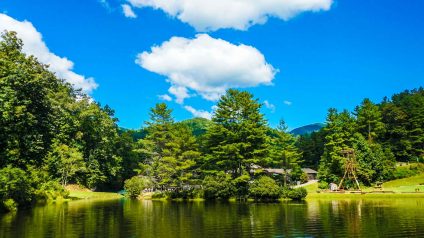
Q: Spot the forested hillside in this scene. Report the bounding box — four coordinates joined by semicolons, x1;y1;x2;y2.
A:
298;89;424;187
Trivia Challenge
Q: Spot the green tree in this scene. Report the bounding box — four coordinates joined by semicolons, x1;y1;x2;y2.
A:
352;133;395;184
205;89;268;177
171;124;200;188
269;120;303;185
0;31;59;168
296;129;325;169
45;143;86;186
354;98;385;142
380;89;424;161
318;109;356;183
0;166;34;210
136;103;177;189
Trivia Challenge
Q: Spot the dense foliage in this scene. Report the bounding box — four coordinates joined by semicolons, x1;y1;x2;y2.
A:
124;176;150;198
314;90;424;187
0;31;127;209
249;176;281;201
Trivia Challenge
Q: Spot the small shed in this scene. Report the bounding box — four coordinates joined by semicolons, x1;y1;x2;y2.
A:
302;168;318;180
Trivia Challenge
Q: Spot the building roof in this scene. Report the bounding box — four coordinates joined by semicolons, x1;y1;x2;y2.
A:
302;168;318;174
251;165;318;175
263;168;285;174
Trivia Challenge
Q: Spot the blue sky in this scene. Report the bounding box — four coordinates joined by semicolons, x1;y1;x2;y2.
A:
0;0;423;129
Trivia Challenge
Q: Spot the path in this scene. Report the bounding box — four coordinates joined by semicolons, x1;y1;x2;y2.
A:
293;180;318;188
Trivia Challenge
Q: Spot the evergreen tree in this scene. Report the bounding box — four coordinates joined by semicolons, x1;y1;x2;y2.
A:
354;98;385;142
205;89;268;178
318;109;356;183
269;120;303;185
136;103;176;188
296;130;325;169
171;124;200;187
380;88;424;161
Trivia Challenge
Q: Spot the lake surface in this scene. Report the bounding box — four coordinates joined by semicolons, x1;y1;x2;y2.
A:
1;198;423;237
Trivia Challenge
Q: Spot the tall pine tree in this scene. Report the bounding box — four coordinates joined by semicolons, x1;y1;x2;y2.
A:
205;89;268;178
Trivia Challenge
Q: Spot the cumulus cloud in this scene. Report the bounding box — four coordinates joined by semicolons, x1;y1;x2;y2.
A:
122;4;137;18
168;85;190;104
158;94;172;101
0;14;98;93
127;0;333;31
264;100;276;113
284;100;292;106
184;105;212;120
137;34;276;103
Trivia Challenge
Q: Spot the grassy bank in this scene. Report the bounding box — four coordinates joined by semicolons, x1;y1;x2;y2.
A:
65;185;123;200
303;173;424;199
68;191;123;200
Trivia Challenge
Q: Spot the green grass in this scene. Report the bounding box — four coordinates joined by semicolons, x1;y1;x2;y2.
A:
383;173;424;188
306;192;424;200
68;191;123;200
303;182;319;193
303;173;424;199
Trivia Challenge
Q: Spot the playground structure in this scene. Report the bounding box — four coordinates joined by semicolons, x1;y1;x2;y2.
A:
338;149;361;191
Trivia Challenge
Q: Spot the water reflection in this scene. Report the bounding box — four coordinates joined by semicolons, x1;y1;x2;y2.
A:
0;198;423;237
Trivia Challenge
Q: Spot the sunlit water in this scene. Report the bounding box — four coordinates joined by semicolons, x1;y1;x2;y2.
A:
1;198;423;237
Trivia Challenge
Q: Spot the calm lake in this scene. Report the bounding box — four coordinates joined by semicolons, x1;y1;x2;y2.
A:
1;198;423;237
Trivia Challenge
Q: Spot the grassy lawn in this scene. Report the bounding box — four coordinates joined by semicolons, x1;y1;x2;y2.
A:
383;173;424;188
303;173;424;199
68;191;123;200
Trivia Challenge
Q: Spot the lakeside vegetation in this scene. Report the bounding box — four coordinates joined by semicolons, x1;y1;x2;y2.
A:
1;31;423;212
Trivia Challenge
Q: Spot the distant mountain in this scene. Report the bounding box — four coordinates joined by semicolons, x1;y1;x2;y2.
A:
291;123;325;136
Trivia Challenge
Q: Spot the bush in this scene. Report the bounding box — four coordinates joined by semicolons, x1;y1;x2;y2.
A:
300;173;309;184
151;191;167;199
285;187;307;200
318;181;329;190
233;174;250;200
249;176;281;201
203;172;234;200
0;166;34;209
35;181;69;200
124;176;149;198
169;188;203;199
393;163;424;179
1;199;17;212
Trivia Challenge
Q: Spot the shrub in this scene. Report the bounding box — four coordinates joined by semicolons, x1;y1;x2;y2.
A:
285;187;307;200
393;163;424;179
233;174;250;200
318;181;329;190
151;191;167;199
124;176;149;198
249;176;281;201
1;199;17;212
169;188;203;199
0;166;34;209
35;181;69;200
203;172;234;200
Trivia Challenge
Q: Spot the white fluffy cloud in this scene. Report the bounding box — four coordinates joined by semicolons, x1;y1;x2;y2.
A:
127;0;333;31
0;14;98;93
122;4;137;18
284;100;292;106
184;105;212;120
137;34;276;103
158;94;172;101
264;100;276;113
